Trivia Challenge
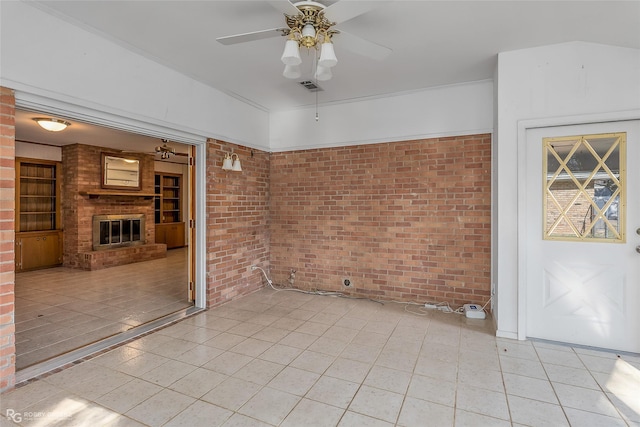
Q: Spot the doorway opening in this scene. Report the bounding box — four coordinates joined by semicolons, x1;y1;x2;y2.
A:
14;107;200;371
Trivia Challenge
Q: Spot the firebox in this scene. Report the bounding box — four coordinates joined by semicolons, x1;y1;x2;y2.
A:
92;214;146;250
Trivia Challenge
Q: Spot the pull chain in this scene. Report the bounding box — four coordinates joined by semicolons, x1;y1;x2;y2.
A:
315;49;319;121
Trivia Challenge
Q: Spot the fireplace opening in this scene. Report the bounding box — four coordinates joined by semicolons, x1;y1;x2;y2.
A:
93;214;145;250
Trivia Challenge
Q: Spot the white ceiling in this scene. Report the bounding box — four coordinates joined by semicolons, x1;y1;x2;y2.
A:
15;1;640;154
15;109;190;162
30;0;640;112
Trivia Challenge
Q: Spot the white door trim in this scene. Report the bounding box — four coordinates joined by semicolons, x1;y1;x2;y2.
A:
516;109;640;341
15;90;209;309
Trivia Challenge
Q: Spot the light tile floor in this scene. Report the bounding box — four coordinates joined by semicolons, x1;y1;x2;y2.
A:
2;288;639;426
15;248;191;369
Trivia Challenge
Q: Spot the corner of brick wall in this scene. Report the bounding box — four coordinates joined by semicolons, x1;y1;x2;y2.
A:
269;135;492;308
0;87;16;392
205;140;270;307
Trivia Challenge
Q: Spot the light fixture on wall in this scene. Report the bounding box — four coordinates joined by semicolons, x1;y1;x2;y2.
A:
221;152;242;172
33;118;71;132
280;4;338;80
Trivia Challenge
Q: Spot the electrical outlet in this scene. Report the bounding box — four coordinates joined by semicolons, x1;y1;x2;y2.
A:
342;278;352;287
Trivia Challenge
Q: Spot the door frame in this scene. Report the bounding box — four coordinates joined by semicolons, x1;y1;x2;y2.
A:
516;109;640;341
15;91;209;309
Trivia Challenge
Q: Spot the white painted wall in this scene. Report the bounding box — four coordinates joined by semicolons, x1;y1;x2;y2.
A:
0;1;269;151
16;142;61;162
154;161;187;176
495;42;640;338
270;80;494;151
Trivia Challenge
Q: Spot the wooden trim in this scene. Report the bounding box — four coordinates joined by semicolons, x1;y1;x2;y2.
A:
189;145;196;302
79;190;156;199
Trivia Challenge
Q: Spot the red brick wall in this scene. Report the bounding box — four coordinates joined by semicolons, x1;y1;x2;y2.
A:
205;140;270;307
546;181;602;238
0;87;16;391
62;144;157;269
269;134;492;307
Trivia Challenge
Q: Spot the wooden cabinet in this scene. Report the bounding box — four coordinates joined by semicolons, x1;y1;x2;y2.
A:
15;231;63;271
16;159;63;271
154;173;185;248
155;222;185;249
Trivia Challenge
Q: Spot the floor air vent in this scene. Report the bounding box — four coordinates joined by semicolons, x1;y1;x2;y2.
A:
299;80;323;92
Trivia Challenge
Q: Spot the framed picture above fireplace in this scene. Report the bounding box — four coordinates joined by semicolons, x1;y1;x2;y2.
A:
102;153;141;190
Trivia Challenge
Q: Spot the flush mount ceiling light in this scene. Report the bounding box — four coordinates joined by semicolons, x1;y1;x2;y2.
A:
216;1;392;82
33;118;71;132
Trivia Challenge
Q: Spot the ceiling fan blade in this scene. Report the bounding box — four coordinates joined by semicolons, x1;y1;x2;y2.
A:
335;30;392;61
322;0;394;24
267;0;300;16
217;28;287;45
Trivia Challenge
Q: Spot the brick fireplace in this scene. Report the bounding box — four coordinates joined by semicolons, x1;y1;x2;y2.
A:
62;144;166;270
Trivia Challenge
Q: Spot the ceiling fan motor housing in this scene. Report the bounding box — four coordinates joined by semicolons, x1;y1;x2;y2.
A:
286;1;336;48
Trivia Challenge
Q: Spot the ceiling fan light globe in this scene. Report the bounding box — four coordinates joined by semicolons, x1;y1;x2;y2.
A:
301;23;316;38
301;24;317;48
315;65;332;81
283;64;301;79
281;39;302;65
318;41;337;68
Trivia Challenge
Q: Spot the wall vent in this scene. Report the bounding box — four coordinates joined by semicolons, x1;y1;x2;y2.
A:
299;80;323;92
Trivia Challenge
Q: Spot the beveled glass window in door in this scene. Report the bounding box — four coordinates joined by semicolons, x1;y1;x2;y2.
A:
543;133;626;242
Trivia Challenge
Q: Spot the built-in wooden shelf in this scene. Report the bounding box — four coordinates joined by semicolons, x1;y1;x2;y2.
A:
155;173;185;248
16;158;63;271
79;190;156;199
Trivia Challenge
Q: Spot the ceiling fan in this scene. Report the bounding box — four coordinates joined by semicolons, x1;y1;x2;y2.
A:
126;139;187;160
155;139;192;160
216;0;392;81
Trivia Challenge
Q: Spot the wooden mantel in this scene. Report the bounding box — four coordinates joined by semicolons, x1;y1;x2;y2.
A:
79;190;156;199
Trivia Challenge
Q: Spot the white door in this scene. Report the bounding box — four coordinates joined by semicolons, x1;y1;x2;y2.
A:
525;120;640;353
